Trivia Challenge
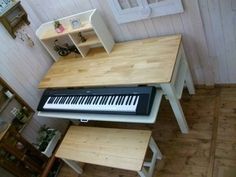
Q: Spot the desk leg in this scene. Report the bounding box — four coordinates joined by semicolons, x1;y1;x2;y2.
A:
181;44;195;95
161;84;189;134
62;158;83;174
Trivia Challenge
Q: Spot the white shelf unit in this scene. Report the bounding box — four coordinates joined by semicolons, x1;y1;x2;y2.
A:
36;9;114;61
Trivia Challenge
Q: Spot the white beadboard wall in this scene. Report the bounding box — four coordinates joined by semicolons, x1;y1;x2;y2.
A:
0;0;235;140
0;0;69;142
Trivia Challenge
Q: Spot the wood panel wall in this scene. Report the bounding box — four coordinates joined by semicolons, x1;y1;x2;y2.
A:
0;0;235;140
0;0;68;142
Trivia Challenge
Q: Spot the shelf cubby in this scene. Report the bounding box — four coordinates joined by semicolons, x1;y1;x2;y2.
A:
36;9;114;61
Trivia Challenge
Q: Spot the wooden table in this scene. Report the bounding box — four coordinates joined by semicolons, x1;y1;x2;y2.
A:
56;126;162;177
39;35;195;133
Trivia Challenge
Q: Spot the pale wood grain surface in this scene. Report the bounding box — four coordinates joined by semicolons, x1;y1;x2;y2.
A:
39;35;181;89
56;126;151;171
55;87;236;177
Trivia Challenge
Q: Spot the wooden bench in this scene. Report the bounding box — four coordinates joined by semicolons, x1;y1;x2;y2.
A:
55;126;162;177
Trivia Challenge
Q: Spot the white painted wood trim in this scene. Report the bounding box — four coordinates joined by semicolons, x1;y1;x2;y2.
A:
108;0;184;24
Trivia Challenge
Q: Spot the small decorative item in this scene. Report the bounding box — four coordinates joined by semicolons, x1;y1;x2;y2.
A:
78;32;86;43
70;18;81;29
4;90;13;99
34;125;61;157
53;39;80;56
54;20;64;33
15;107;29;124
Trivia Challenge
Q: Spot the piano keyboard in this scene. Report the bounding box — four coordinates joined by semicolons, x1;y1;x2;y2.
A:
38;89;163;124
37;87;156;115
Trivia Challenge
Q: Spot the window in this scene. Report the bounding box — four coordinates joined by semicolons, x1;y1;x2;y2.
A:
108;0;184;24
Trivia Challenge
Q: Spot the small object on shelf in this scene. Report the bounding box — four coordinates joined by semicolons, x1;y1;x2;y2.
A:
53;39;80;56
78;32;86;43
4;90;13;99
54;20;64;33
15;106;29;123
70;18;81;29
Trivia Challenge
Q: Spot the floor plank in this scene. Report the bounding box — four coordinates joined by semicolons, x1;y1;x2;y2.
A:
56;88;236;177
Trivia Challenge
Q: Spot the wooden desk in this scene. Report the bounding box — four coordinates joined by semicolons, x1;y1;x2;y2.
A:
56;126;162;177
39;35;195;133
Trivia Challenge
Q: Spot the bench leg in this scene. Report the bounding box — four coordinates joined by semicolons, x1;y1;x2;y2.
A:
62;158;83;174
138;137;162;177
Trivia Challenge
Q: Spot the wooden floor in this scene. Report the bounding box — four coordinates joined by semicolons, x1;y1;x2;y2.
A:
56;88;236;177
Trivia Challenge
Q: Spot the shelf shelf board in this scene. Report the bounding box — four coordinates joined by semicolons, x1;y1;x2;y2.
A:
77;34;101;47
0;123;11;140
40;23;93;41
0;95;15;113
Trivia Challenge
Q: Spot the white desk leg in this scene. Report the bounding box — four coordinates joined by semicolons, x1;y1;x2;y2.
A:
185;64;195;95
161;84;189;133
181;44;195;95
62;158;83;174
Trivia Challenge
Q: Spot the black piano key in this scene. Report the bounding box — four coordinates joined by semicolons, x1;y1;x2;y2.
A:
75;96;80;104
103;96;107;105
48;97;54;104
100;96;105;105
93;96;98;104
84;96;89;104
106;96;111;105
82;96;88;104
90;97;95;104
105;96;109;104
118;96;123;105
108;96;113;105
77;97;82;104
126;96;131;105
73;96;79;104
120;96;125;105
55;97;61;104
87;96;93;105
52;97;58;104
103;96;107;104
97;96;102;104
111;96;116;105
71;96;76;104
65;97;71;104
133;96;138;105
116;96;121;105
79;96;85;104
129;96;133;105
90;96;95;104
62;97;67;104
59;97;64;104
72;97;78;104
88;96;93;104
94;96;99;104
